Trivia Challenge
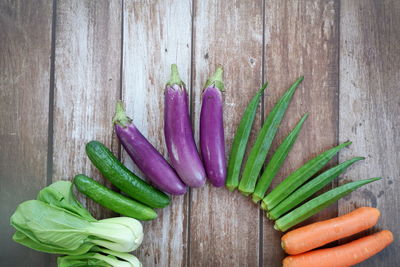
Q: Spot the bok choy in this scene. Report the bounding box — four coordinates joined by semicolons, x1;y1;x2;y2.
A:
10;181;144;255
57;246;142;267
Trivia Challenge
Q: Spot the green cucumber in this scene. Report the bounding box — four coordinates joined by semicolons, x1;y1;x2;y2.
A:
73;174;157;220
85;141;170;208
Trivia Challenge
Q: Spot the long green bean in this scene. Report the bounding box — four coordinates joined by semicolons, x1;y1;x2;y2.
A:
238;77;304;196
274;177;381;232
226;83;268;191
252;113;308;203
267;157;365;220
262;141;351;211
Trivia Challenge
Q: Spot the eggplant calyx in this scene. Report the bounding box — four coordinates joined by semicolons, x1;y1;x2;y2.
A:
112;101;132;127
205;66;224;91
167;64;185;87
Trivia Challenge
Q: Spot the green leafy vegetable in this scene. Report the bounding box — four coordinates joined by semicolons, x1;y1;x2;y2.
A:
37;180;95;221
10;182;144;255
57;247;142;267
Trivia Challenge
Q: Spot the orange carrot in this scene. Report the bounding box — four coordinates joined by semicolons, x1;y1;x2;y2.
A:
283;230;393;267
281;207;380;255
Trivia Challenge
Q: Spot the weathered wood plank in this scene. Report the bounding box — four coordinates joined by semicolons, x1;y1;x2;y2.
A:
338;0;400;266
190;0;263;266
0;0;53;265
263;1;339;266
53;0;121;218
122;0;192;266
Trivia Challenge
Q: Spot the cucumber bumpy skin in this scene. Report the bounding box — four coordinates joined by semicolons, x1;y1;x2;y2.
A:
86;141;170;208
74;174;157;221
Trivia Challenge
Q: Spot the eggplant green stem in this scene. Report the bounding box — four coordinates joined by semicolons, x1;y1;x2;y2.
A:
167;64;184;86
112;101;132;127
205;66;224;91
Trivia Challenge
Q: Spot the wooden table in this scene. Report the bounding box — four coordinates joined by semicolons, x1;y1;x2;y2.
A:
1;0;399;266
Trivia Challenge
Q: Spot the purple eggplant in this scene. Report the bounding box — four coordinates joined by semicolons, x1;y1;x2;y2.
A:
113;101;187;195
164;64;206;188
200;67;226;187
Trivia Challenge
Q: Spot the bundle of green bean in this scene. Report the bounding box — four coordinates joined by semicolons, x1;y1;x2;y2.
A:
226;77;381;231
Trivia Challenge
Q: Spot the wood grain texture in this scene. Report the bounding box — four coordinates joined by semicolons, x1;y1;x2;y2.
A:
122;0;192;266
2;0;399;266
263;1;339;266
338;0;400;266
0;0;53;265
190;0;263;266
53;0;121;219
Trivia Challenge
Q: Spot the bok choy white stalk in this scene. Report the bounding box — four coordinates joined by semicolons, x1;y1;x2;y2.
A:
57;246;142;267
